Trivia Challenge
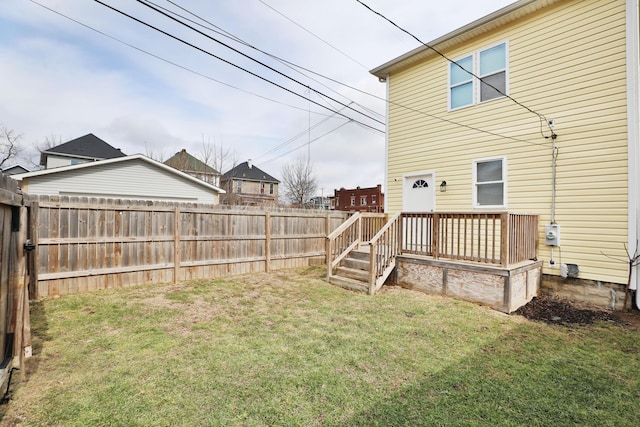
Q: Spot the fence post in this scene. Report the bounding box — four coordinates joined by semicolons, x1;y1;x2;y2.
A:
265;211;271;272
173;206;180;283
500;212;509;267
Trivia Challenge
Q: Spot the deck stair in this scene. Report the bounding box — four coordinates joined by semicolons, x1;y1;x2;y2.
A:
328;246;370;293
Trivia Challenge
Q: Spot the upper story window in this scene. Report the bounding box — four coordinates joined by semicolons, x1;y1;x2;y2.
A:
473;157;507;208
236;180;243;193
360;196;367;206
269;183;274;195
371;195;377;204
449;42;508;110
350;196;356;206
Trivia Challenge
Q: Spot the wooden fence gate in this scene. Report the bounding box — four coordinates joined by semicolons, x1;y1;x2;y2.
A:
0;174;32;392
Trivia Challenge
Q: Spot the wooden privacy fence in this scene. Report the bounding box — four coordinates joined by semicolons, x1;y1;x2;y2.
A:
28;195;348;298
400;212;539;267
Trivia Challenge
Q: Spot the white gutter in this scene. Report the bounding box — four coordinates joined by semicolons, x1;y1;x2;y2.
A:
627;0;640;308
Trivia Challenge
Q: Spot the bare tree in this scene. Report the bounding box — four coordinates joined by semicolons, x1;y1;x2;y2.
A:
144;141;167;162
200;135;236;189
281;157;318;208
27;133;63;169
0;125;23;168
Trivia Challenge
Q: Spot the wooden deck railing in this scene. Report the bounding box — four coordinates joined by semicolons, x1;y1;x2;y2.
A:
326;212;387;280
368;212;401;294
401;212;538;267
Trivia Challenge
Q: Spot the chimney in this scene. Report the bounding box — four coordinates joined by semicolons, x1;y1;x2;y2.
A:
248;159;253;169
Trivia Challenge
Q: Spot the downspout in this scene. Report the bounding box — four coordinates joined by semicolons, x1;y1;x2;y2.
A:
626;0;640;308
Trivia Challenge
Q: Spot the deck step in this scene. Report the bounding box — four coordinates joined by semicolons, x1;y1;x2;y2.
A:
341;256;369;271
328;275;368;293
336;266;369;282
347;250;370;261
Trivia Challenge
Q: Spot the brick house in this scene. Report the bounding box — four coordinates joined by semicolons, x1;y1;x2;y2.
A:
334;185;384;213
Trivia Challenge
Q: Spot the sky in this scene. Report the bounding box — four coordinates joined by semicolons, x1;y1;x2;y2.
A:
1;0;515;197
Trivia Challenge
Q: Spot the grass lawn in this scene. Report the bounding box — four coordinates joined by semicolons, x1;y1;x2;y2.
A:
1;266;639;426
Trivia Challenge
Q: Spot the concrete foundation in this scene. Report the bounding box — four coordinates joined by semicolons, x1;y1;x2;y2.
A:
541;274;628;310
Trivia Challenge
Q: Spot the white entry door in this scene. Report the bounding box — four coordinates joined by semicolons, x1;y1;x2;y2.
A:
403;173;435;212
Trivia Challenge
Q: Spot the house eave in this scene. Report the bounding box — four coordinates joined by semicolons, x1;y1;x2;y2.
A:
370;0;560;78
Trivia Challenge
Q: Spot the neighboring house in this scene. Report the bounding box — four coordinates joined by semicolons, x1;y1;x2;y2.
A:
12;154;225;204
220;160;279;206
164;149;220;186
40;133;126;169
1;164;30;175
370;0;639;306
334;185;384;213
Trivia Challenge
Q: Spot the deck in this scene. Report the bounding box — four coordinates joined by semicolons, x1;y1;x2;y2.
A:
327;212;541;313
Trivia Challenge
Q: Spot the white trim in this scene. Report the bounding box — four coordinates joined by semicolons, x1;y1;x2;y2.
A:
447;41;509;111
478;40;510;105
448;53;474;110
627;0;640;294
11;154;226;193
472;156;508;209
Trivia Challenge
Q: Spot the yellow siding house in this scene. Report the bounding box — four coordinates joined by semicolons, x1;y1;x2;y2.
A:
371;0;640;307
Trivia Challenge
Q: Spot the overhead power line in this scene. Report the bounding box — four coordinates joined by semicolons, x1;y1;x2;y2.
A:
132;0;385;128
91;0;384;133
28;0;335;118
355;0;555;138
148;0;385;121
259;120;353;165
34;0;551;148
257;0;370;70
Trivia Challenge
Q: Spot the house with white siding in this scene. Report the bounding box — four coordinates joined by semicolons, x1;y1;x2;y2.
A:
12;154;225;204
369;0;639;309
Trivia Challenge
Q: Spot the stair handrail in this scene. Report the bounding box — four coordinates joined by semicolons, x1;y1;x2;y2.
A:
326;212;362;280
368;211;402;295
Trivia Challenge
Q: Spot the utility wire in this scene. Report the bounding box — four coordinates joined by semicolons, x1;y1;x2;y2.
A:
36;0;551;148
259;120;353;165
257;0;370;70
355;0;555;138
147;0;385;121
28;0;334;117
255;105;351;161
92;0;384;133
132;0;385;128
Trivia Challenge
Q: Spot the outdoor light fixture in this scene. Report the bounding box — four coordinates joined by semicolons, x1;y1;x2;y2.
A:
440;180;447;192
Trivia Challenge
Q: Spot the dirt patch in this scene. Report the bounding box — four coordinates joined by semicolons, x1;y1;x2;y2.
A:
514;294;640;330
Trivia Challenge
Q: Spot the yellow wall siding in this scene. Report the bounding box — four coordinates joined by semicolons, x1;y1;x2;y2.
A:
385;0;629;283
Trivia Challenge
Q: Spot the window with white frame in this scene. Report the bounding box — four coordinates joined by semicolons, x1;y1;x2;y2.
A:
449;42;507;110
360;196;367;206
473;157;506;208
